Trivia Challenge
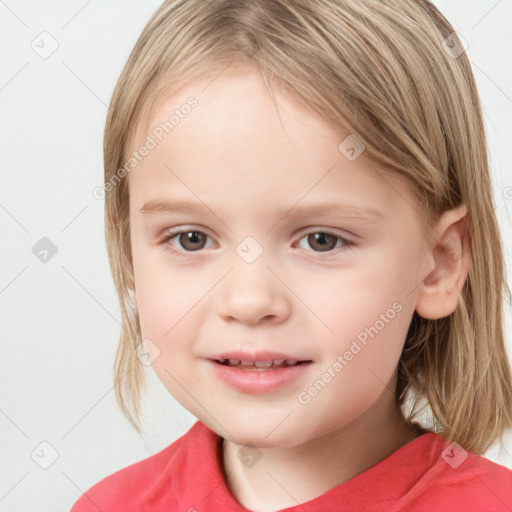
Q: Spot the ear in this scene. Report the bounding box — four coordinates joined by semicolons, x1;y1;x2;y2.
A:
415;204;472;320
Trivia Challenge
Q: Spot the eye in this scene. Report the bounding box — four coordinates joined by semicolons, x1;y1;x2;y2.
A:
160;229;214;255
159;228;355;257
295;230;355;255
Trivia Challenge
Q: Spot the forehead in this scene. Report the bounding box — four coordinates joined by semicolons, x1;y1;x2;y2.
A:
138;64;339;153
127;64;417;221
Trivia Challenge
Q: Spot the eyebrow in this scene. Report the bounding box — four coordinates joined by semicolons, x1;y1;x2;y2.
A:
139;199;385;223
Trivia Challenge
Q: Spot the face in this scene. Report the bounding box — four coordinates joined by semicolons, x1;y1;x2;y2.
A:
127;63;432;448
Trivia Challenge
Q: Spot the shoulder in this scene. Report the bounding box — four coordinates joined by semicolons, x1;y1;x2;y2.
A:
408;440;512;512
69;421;212;512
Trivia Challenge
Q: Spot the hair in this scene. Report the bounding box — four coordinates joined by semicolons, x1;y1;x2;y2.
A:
102;0;512;454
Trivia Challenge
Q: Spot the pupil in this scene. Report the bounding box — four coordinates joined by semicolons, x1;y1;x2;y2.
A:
310;233;335;252
182;231;203;250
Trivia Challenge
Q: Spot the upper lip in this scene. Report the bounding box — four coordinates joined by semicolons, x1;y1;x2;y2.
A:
208;350;312;362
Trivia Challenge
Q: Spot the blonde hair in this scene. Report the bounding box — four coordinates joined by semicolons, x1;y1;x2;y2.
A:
103;0;512;454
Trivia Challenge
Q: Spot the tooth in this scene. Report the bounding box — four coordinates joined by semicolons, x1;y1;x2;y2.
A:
241;360;254;366
273;360;285;366
254;360;273;367
229;359;241;365
285;360;298;366
218;358;226;363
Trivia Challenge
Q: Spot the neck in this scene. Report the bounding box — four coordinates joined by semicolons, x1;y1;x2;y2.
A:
221;392;420;512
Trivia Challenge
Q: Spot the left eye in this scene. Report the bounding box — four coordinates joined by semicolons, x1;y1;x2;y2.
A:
296;231;354;253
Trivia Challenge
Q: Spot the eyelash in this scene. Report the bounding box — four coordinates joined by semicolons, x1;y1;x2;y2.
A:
158;228;356;258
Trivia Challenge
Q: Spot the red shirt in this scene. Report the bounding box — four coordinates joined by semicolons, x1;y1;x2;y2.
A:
70;420;512;511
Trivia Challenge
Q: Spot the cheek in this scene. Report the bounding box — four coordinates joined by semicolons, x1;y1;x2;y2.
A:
131;234;202;335
303;247;415;386
136;267;201;341
133;255;217;377
134;263;209;407
308;254;410;343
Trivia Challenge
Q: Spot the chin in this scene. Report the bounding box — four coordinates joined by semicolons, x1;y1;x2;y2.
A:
199;410;318;449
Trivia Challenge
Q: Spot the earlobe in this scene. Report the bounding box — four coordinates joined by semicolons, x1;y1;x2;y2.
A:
415;204;472;320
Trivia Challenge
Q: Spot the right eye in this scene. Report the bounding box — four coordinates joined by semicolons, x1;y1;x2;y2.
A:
160;229;214;255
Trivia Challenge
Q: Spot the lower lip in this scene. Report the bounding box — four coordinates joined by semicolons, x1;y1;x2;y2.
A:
208;360;312;394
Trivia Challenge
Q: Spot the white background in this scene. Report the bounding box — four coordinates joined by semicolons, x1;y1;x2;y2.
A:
1;1;511;511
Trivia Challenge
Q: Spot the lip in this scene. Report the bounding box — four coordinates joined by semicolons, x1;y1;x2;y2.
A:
209;350;309;362
207;357;313;394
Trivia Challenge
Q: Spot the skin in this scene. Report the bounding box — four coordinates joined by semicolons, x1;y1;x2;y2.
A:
127;62;471;511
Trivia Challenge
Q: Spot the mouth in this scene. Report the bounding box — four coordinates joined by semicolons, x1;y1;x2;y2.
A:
213;358;312;371
208;355;313;394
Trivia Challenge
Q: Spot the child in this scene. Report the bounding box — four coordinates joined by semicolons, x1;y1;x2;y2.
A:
71;0;512;510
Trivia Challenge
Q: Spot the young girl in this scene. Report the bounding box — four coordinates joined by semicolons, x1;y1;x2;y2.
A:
71;0;512;510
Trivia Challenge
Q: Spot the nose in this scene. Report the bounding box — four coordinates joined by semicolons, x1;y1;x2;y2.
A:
217;256;291;326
